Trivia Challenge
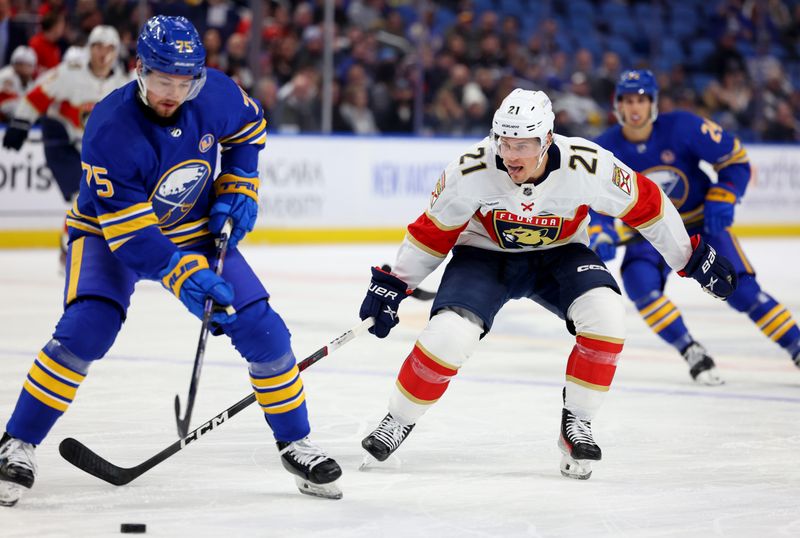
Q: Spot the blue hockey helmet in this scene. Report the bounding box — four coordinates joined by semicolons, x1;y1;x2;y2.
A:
614;69;659;124
136;15;207;102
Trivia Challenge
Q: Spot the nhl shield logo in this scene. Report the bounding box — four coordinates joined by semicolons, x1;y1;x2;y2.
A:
199;134;215;153
151;159;212;226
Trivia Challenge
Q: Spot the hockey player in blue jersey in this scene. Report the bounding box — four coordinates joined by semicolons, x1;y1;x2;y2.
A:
590;69;800;384
0;16;342;507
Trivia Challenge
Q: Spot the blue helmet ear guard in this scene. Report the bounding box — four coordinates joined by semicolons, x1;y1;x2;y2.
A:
613;69;659;124
136;15;207;102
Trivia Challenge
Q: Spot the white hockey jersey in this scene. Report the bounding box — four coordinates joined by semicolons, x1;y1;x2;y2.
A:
392;134;693;289
0;65;34;119
12;56;130;147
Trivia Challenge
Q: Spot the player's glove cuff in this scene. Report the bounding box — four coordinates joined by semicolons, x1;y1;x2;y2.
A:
705;185;737;204
159;252;209;298
214;170;260;203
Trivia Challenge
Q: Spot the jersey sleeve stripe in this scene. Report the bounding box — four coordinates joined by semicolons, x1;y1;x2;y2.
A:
97;202;153;225
101;211;158;240
407;212;468;257
220;119;260;142
221;119;266;145
618;172;665;229
25;87;54;114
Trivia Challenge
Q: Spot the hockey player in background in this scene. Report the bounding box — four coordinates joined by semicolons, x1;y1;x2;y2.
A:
2;25;130;264
589;70;800;385
0;15;342;507
0;46;37;122
357;88;737;481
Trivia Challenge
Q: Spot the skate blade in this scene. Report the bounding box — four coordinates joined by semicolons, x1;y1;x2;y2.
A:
0;481;24;507
359;453;378;471
293;476;342;500
694;368;725;386
559;454;593;480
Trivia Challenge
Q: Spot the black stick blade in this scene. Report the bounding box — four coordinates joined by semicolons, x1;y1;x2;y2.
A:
58;437;135;486
174;394;189;438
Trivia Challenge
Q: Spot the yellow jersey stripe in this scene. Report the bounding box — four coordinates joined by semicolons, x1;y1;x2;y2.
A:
28;363;78;401
66;237;85;304
771;319;796;342
639;296;668;317
260;392;306;414
763;311;791;337
102;212;158;240
645;303;675;325
652;310;682;333
98;202;153;225
756;305;784;328
253;379;303;406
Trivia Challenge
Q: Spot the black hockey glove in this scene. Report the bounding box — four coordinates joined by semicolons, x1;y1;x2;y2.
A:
359;266;410;338
678;235;737;300
2;118;31;151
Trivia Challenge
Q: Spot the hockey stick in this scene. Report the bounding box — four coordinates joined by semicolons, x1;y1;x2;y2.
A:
174;218;234;438
58;317;374;486
380;264;436;301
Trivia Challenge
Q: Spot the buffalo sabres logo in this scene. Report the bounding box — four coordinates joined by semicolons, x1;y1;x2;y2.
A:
199;134;214;153
151;159;212;227
493;210;561;249
643;165;690;207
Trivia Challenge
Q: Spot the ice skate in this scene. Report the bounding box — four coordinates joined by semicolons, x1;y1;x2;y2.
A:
277;437;342;500
682;342;724;385
0;432;37;507
360;413;415;469
558;408;601;480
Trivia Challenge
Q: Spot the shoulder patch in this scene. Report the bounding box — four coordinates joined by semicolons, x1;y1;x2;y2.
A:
611;165;632;195
430;171;446;206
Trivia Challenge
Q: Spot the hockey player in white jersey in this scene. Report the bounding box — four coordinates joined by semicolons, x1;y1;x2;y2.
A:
2;25;129;262
0;46;37;121
357;88;737;480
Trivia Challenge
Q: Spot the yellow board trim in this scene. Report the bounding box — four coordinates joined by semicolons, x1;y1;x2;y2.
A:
3;224;800;248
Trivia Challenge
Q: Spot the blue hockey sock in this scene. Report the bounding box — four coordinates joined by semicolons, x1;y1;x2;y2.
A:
5;340;91;445
635;294;693;351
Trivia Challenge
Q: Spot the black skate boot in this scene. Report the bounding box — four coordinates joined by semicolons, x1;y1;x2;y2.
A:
558;408;601;480
360;413;415;468
277;437;342;499
682;342;724;385
0;432;37;507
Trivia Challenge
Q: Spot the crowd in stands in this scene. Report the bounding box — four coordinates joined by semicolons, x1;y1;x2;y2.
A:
1;0;799;142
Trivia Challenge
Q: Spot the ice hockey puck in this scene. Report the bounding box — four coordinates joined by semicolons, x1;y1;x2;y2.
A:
120;523;146;533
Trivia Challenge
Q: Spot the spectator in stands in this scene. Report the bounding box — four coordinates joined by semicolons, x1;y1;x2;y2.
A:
275;68;321;133
556;71;606;138
28;11;65;69
339;84;379;134
0;0;31;66
762;100;798;142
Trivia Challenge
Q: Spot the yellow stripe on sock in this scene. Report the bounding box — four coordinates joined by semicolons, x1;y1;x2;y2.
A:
652;310;682;333
756;306;784;329
261;392;306;414
762;311;790;337
23;379;69;412
37;351;85;384
250;365;299;389
253;378;303;406
645;303;676;326
28;363;78;401
639;296;668;317
770;319;796;342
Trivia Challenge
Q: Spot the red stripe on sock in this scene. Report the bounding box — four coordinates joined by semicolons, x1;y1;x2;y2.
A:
566;345;618;388
397;345;458;402
576;335;624;354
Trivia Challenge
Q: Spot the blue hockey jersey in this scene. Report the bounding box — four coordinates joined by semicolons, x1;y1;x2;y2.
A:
594;110;750;228
65;68;266;279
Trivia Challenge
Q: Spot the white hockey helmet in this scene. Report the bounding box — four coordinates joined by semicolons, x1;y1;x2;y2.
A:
88;25;121;52
10;46;37;66
491;89;554;167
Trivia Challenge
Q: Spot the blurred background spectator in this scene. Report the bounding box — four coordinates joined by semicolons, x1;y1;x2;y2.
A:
0;0;799;143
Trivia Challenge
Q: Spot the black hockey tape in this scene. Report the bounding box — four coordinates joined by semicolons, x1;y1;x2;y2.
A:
120;523;146;533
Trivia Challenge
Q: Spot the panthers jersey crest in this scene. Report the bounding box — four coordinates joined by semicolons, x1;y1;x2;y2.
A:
493;211;561;249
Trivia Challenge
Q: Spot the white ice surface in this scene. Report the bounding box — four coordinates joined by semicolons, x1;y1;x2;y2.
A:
2;239;800;537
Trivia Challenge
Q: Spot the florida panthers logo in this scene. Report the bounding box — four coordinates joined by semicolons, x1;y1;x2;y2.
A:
643;165;689;208
493;210;561;249
151;159;211;227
